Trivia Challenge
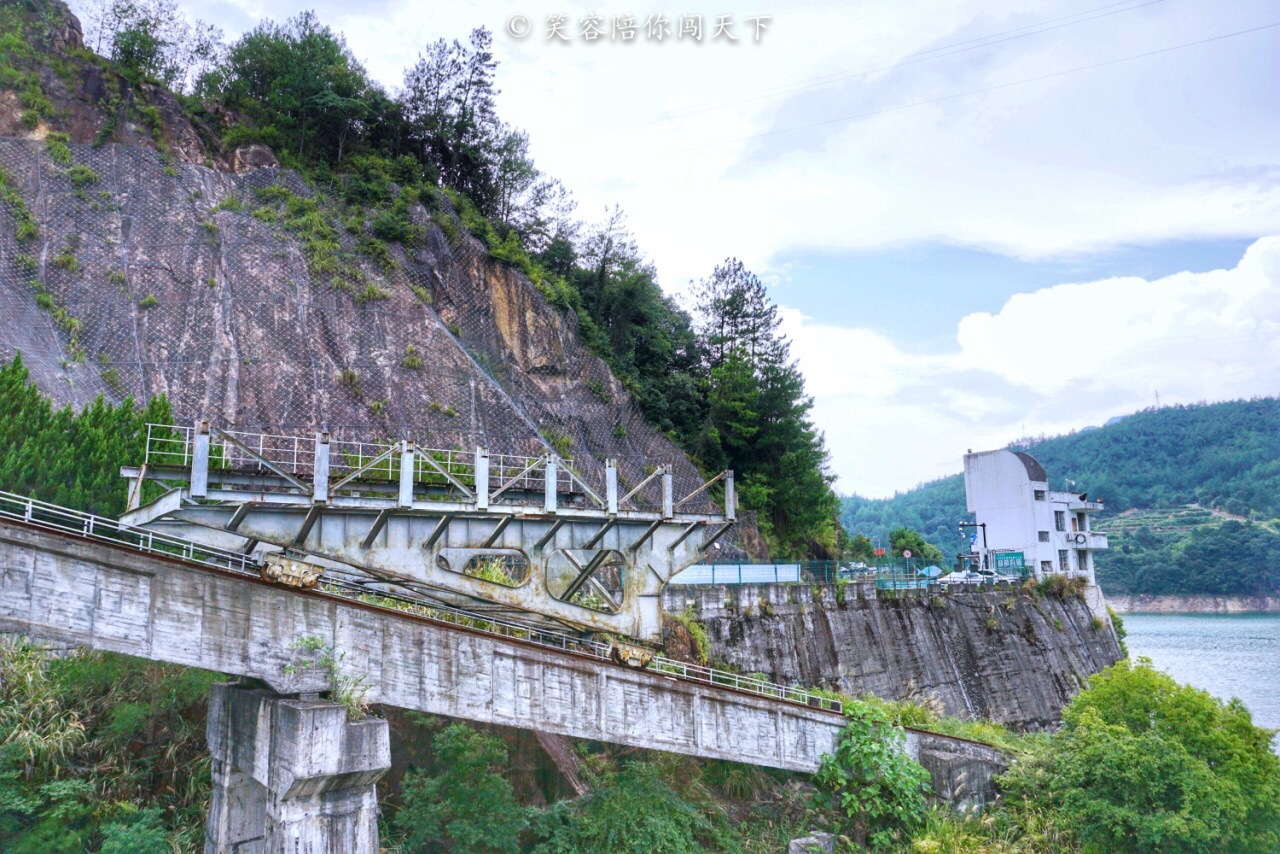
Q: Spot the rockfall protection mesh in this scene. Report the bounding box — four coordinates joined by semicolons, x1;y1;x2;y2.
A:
0;138;719;514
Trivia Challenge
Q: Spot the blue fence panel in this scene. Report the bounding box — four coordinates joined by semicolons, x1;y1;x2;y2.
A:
669;563;802;585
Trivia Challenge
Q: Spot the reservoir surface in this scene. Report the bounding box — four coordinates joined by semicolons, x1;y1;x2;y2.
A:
1121;613;1280;734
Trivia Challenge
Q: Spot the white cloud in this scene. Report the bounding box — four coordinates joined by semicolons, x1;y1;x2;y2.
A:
783;236;1280;497
172;0;1280;285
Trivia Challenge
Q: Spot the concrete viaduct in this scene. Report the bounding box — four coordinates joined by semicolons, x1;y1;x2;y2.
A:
0;497;1005;852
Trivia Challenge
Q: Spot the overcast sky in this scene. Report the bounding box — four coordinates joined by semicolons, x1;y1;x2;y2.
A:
144;0;1280;497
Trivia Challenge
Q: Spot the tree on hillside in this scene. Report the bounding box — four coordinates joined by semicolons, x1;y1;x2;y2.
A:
206;12;378;160
401;28;503;213
83;0;224;92
692;259;839;557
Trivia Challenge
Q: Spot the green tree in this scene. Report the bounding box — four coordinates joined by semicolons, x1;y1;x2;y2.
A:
693;258;840;557
393;724;526;853
1025;659;1280;853
812;703;931;849
888;526;944;564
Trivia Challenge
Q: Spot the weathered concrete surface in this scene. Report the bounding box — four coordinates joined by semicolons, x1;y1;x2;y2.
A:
206;684;390;853
0;519;838;773
664;582;1122;730
0;518;1010;807
907;731;1008;812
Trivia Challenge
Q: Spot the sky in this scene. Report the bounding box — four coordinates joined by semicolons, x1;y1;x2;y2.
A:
142;0;1280;497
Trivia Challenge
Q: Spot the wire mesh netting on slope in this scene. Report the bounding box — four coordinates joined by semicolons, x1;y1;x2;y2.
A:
0;138;718;512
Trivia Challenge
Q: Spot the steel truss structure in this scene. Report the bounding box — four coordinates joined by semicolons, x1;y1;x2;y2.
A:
122;422;736;641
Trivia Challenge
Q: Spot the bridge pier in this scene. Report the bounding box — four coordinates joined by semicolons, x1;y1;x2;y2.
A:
205;683;391;853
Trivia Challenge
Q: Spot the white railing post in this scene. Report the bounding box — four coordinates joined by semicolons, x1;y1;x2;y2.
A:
724;470;736;521
606;460;618;515
399;441;415;508
475;448;490;510
544;458;558;514
662;466;673;519
313;432;330;504
191;420;210;499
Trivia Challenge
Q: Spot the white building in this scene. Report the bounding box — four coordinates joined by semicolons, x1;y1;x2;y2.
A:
962;449;1108;581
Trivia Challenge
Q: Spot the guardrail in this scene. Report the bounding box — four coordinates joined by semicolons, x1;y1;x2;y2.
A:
142;424;570;492
0;491;842;716
669;559;1035;591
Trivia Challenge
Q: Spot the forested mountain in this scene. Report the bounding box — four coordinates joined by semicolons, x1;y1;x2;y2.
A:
841;398;1280;596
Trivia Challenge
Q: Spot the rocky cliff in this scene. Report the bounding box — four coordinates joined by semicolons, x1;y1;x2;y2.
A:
663;583;1123;730
0;3;704;501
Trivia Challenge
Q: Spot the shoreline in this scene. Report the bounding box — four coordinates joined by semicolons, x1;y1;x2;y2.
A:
1108;594;1280;614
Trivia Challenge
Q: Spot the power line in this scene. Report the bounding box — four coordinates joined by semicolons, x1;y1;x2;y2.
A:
667;19;1280;154
649;0;1167;124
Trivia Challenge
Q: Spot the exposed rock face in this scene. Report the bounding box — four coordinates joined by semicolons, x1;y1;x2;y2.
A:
230;144;279;174
0;135;705;498
662;583;1123;729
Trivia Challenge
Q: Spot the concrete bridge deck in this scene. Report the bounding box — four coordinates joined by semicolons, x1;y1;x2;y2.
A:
0;500;842;772
0;491;1007;843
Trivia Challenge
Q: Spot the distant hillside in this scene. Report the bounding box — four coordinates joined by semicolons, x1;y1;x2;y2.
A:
840;398;1280;596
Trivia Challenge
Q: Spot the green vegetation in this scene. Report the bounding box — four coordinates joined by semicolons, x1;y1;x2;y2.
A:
138;294;157;308
393;724;527;852
841;399;1280;595
0;6;55;128
0;354;174;516
665;608;711;666
0;165;39;242
989;659;1280;853
283;636;369;721
44;131;72;165
0;643;218;850
813;704;931;849
65;164;99;200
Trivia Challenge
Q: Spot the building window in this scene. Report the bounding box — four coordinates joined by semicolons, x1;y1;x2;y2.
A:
1034;489;1046;501
1054;511;1066;532
1038;531;1050;542
1077;512;1087;531
1058;550;1068;572
1041;561;1054;575
1078;550;1088;572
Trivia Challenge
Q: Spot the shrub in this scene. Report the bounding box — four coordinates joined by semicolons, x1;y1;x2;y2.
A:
813;703;931;849
138;295;157;308
1014;658;1280;854
665;608;710;666
65;165;99;190
1039;573;1088;602
51;249;79;273
529;761;723;854
44;132;72;165
354;283;388;304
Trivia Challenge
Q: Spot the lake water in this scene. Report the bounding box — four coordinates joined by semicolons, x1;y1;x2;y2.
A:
1121;613;1280;736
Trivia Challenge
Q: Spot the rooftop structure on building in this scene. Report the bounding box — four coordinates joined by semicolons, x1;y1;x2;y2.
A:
963;449;1108;581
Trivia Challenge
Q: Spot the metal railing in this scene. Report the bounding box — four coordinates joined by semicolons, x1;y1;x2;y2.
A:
0;490;843;716
0;490;257;577
670;559;1035;591
143;424;572;494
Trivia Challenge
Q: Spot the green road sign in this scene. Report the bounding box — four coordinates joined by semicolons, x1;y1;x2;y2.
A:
994;552;1025;570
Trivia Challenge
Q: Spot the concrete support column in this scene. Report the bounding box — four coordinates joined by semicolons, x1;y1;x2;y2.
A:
205;683;391;854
